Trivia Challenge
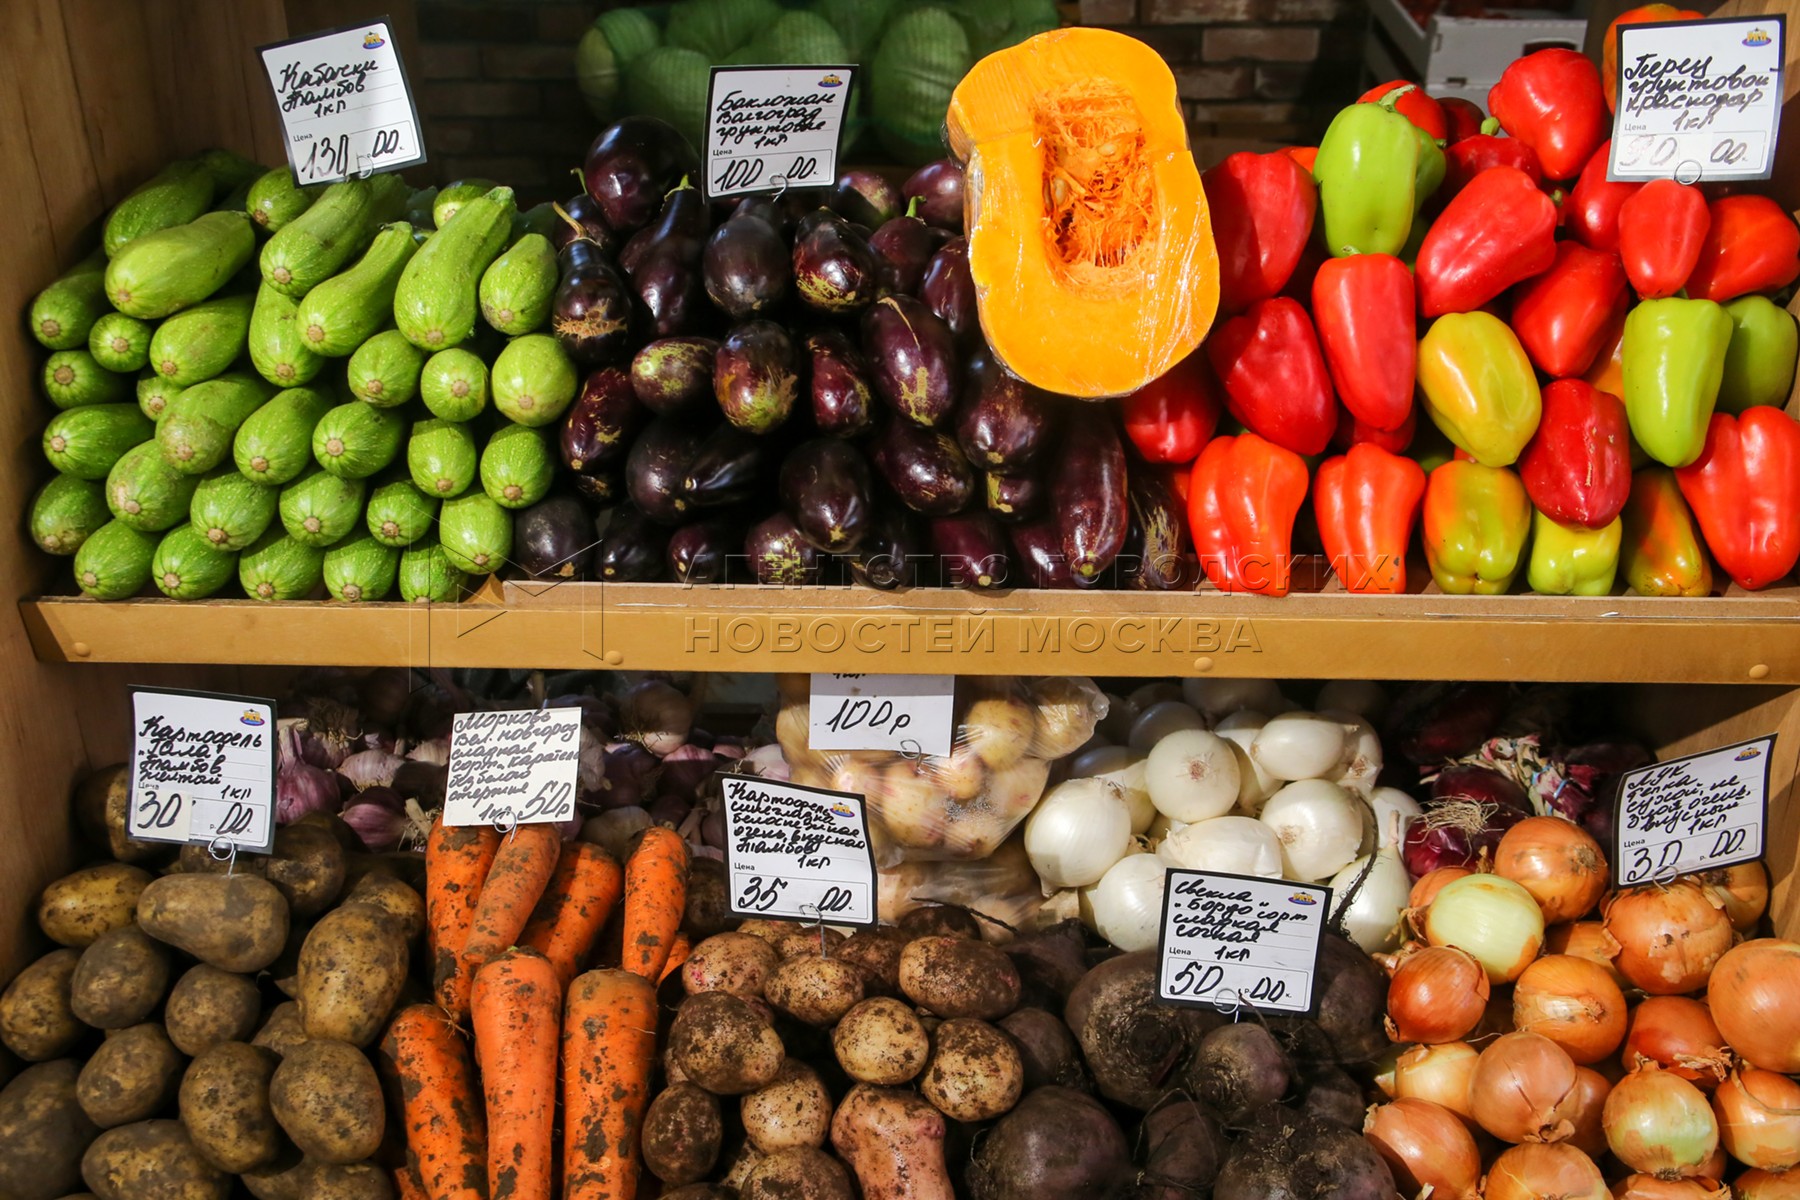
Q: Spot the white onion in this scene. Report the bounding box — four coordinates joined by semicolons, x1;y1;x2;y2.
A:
1368;787;1422;851
1127;701;1207;752
1251;712;1349;782
1069;746;1155;835
1316;679;1389;721
1145;729;1240;822
1157;816;1283;878
1214;708;1266;734
1182;678;1284;718
1212;710;1279;815
1128;682;1185;711
1329;847;1412;952
1024;777;1132;891
1146;813;1186;843
1084;852;1168;951
1321;709;1383;795
1259;779;1366;881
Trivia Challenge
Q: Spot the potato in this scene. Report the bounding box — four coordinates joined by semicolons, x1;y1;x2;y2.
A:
835;927;909;997
682;932;781;999
295;903;409;1047
343;873;424;941
179;1042;284;1172
264;824;347;917
742;1146;854;1200
832;997;929;1085
830;1084;952;1200
269;1039;384;1164
136;874;289;973
77;1023;183;1128
668;993;785;1095
292;1160;395;1200
765;955;865;1027
251;1001;309;1058
74;763;169;866
164;965;260;1057
898;936;1021;1020
741;1058;832;1153
71;926;172;1030
0;1059;98;1200
38;864;155;948
341;849;427;894
897;904;981;940
267;917;311;999
0;947;85;1060
684;856;732;939
239;1150;306;1200
79;1119;228;1200
641;1082;722;1185
920;1018;1024;1121
771;926;846;960
662;1187;737;1200
734;919;796;944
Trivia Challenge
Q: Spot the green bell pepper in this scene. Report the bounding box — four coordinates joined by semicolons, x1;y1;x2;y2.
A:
1621;296;1734;468
1412;123;1446;211
1313;96;1418;258
1718;294;1799;414
1526;511;1620;596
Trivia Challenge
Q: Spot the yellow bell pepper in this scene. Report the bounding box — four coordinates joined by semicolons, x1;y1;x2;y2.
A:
1619;467;1714;596
1418;311;1543;468
1526;511;1621;596
1422;460;1532;594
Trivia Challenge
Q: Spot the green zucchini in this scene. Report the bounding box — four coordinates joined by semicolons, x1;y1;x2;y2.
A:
149;293;255;386
103;158;213;257
405;186;440;230
432;179;499;229
295;222;420;356
367;476;439;547
323;531;400;602
347;329;426;407
74;520;158;600
190;467;278;550
106;440;201;532
312;401;406;479
235;386;333;485
248;281;325;387
259;174;409;298
29;475;111;557
137;374;184;423
247;167;320;232
421;349;490;421
408;418;479;499
491;333;578;427
239;527;326;601
30;251;109;350
44;350;131;409
480;233;557;336
152;524;236;599
480;422;555;509
199;149;267;199
105;211;256;319
89;313;154;373
157;373;275;474
394;186;516;351
398;536;468;602
279;468;367;547
439;492;513;576
511;203;558;245
44;405;154;479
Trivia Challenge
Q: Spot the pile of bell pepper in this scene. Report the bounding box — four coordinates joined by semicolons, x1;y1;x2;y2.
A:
1123;9;1800;598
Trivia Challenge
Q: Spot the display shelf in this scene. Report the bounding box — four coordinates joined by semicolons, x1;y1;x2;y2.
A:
22;581;1800;681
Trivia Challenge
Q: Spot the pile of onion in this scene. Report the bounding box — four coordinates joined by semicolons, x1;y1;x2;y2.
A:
1469;1031;1581;1144
1621;997;1734;1088
1482;1143;1610;1200
1493;815;1611;923
1392;1041;1479;1121
1385;946;1488;1044
1604;1066;1721;1179
1511;953;1628;1065
1365;1098;1480;1200
1708;939;1800;1073
1424;873;1545;984
1603;882;1735;995
1714;1069;1800;1171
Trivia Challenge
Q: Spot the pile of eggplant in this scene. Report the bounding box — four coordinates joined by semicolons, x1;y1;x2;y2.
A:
525;115;1187;591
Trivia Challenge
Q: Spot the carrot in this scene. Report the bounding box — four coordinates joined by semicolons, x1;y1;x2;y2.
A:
455;823;562;1018
382;1004;487;1200
472;948;560;1200
426;818;502;1017
562;969;657;1200
620;826;689;982
519;843;624;989
657;931;692;986
394;1164;430;1200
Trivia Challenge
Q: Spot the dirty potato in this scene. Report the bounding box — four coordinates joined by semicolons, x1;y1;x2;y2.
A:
0;1059;98;1200
71;926;172;1030
79;1119;228;1200
641;1082;723;1185
896;904;982;940
920;1018;1024;1121
684;856;732;939
295;903;409;1047
136;874;289;974
0;946;85;1060
239;1150;306;1200
898;936;1021;1020
74;764;168;866
771;926;847;960
251;1002;309;1059
179;1041;284;1173
263;824;347;918
343;873;425;941
269;1039;384;1164
741;1145;855;1200
765;955;865;1027
37;863;155;948
835;927;909;997
741;1058;833;1153
77;1023;184;1128
832;997;929;1085
682;932;782;999
668;993;785;1095
164;965;261;1057
292;1159;395;1199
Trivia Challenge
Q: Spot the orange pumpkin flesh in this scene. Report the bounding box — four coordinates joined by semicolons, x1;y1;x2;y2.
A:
947;28;1219;399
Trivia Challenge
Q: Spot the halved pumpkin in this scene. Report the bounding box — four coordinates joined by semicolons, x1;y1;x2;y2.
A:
946;28;1218;399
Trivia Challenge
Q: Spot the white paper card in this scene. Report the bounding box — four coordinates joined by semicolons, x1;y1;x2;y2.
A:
260;20;426;186
808;673;955;758
1614;735;1773;885
722;774;877;926
703;66;855;199
1157;869;1330;1016
1609;16;1785;182
444;708;583;827
128;688;277;854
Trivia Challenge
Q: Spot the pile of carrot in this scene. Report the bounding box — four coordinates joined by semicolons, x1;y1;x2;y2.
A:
395;816;690;1200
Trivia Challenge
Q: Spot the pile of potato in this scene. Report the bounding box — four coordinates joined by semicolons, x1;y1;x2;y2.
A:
0;764;426;1200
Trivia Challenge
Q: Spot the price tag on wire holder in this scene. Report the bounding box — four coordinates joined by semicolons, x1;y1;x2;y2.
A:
1614;734;1774;885
127;687;278;855
722;774;877;927
1156;869;1330;1017
259;17;426;186
702;65;856;200
1609;16;1785;183
443;708;583;827
808;673;955;758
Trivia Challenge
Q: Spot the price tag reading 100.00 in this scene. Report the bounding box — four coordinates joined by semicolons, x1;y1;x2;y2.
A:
128;687;278;855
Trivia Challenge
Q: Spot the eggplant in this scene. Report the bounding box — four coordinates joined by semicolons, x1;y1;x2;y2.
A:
746;512;823;585
625;417;703;525
870;419;975;516
921;238;979;349
985;472;1044;523
714;321;801;434
869;202;950;297
683;422;774;508
551;195;615;255
667;518;741;585
1052;405;1129;586
734;194;790;235
902;159;966;232
1010;519;1074;589
572;471;623;502
561;367;644;474
863;295;958;426
632;245;708;338
595;502;669;581
630;337;718;415
1125;466;1191;591
582;115;699;233
552;261;635;366
794;214;879;314
805;330;876;437
514;495;595;581
852;504;930;590
780;439;873;553
703;215;793;319
619;179;707;277
957;355;1055;471
559;235;610;277
829;168;904;229
931;511;1010;590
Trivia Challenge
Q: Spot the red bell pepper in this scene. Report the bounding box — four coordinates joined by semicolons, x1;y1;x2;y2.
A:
1603;4;1703;112
1684;195;1800;303
1315;443;1427;593
1416;166;1558;317
1359;80;1449;142
1203;152;1319;314
1510;241;1629;378
1440;97;1487;144
1584;309;1627;398
1617;180;1710;300
1204;296;1336;457
1333;404;1416;455
1312;254;1415;433
1121;351;1221;465
1441;135;1544;205
1280;145;1318;174
1517;380;1633;529
1566;140;1642;254
1188;432;1309;596
1488;48;1608;181
1674;408;1800;590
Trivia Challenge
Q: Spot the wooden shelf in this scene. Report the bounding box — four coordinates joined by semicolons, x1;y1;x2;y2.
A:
21;582;1800;682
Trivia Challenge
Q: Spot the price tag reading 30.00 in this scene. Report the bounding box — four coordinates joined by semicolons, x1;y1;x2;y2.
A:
703;66;855;200
1614;735;1773;885
1610;17;1785;182
128;687;278;855
260;19;426;186
722;774;877;927
1157;869;1330;1017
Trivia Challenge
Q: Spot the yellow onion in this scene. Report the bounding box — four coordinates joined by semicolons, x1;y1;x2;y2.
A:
1494;816;1611;923
1425;873;1545;984
1364;1097;1480;1200
1737;1168;1800;1198
1481;1143;1609;1200
1567;1066;1612;1158
1513;954;1629;1065
1385;946;1488;1044
1603;882;1734;996
1470;1031;1582;1144
1622;996;1733;1089
1695;861;1770;932
1713;1069;1800;1170
1611;1175;1730;1199
1545;920;1631;987
1603;1066;1720;1178
1707;939;1800;1073
1405;865;1472;937
1393;1040;1479;1122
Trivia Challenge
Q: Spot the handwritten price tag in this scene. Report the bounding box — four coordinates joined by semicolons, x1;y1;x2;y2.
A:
722;774;877;927
1609;16;1785;182
128;688;278;854
808;673;954;758
703;65;855;200
1614;735;1773;885
259;19;426;186
444;708;583;827
1156;869;1330;1017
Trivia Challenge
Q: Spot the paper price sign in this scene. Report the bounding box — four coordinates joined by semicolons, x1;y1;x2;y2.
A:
1609;17;1785;182
722;774;877;927
443;708;583;827
1614;735;1773;885
1156;869;1330;1017
128;687;278;854
808;673;954;758
703;66;855;199
260;19;426;186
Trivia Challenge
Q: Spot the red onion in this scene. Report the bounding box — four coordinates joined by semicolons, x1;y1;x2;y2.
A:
1402;799;1527;876
1388;682;1508;764
648;791;691;828
406;737;450;766
1432;763;1530;809
600;742;661;809
658;744;719;801
277;724;341;824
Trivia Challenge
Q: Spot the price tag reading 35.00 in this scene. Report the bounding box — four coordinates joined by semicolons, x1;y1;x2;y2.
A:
1614;735;1773;885
1610;17;1785;182
1157;869;1330;1017
722;774;877;927
260;19;426;186
703;66;855;200
128;687;278;855
808;673;954;758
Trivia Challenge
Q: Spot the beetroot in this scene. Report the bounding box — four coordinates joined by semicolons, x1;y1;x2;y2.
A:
967;1086;1132;1200
1065;951;1220;1110
998;1008;1089;1092
1138;1096;1228;1199
1184;1022;1292;1125
1266;933;1387;1066
1213;1110;1395;1200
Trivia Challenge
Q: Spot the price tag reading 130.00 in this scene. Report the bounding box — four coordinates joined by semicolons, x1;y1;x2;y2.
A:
1157;869;1330;1017
722;774;877;927
1614;735;1774;886
128;687;278;855
1609;16;1785;182
259;19;426;186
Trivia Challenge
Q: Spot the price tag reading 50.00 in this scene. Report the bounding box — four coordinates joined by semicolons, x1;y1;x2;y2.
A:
1157;869;1330;1017
260;20;427;186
